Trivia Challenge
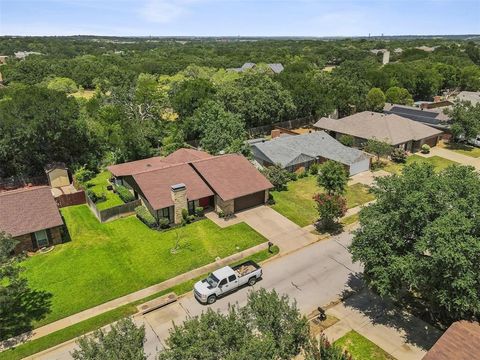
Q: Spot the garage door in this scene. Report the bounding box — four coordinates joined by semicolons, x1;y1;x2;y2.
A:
349;158;370;176
234;191;265;212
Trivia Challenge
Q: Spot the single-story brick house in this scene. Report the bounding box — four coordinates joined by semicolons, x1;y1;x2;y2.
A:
108;148;272;224
0;186;64;253
250;131;371;176
314;111;443;152
383;103;451;132
423;321;480;360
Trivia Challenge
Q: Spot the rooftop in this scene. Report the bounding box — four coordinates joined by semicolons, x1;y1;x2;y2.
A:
456;91;480;106
0;186;63;237
314;111;443;145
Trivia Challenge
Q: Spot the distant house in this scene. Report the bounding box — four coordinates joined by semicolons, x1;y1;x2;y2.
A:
108;148;272;223
14;51;42;60
250;131;371;176
0;186;64;253
423;321;480;360
383;103;451;131
314;111;443;152
455;91;480;106
228;62;284;74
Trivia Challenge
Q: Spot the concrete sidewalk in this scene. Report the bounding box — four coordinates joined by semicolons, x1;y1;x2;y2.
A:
1;241;269;349
323;290;442;360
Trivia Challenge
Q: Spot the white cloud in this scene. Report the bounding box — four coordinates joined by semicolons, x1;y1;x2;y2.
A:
139;0;200;24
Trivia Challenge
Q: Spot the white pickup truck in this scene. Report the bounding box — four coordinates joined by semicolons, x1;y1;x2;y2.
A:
194;260;262;304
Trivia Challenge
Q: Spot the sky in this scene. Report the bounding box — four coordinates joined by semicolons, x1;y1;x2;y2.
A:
1;0;479;37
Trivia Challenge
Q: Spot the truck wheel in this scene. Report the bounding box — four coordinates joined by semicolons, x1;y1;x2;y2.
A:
248;277;257;286
207;295;217;304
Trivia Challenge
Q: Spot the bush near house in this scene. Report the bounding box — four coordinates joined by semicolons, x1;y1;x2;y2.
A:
390;148;407;163
195;206;204;217
421;144;431;153
159;218;170;229
116;185;135;203
135;206;157;228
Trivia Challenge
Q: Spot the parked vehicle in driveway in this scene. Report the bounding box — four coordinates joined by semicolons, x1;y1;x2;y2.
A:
194;260;262;304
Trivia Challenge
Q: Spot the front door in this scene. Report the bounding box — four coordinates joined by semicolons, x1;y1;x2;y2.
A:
34;229;49;248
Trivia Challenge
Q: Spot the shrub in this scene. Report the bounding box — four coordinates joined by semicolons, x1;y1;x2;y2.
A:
159;218;170;229
74;166;95;184
195;206;204;217
181;208;189;220
187;215;195;223
421;144;431;154
86;189;105;203
390;147;407;163
218;211;225;218
339;134;355;147
261;164;291;191
297;169;308;178
309;163;320;175
267;192;275;205
116;185;135;203
135;206;157;228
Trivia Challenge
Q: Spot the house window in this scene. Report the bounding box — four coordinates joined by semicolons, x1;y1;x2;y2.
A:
34;229;49;248
160;207;170;219
188;201;195;215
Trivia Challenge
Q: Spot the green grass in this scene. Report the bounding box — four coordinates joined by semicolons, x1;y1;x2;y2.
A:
341;213;360;226
271;176;375;227
444;143;480;158
382;155;459;175
23;205;267;327
86;171;123;210
335;330;395;360
1;246;279;360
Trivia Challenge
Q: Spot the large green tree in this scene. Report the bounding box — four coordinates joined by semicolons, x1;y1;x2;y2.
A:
317;160;349;195
385;86;413;105
350;163;480;324
366;87;386;112
0;232;52;341
444;101;480;141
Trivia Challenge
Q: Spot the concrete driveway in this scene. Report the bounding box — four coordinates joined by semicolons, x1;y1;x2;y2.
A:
420;146;480;171
207;205;318;253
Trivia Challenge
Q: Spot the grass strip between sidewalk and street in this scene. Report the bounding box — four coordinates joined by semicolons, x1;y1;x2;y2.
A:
0;246;279;360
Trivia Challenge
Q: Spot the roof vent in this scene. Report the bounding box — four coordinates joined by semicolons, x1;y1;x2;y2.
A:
146;163;152;167
171;183;186;192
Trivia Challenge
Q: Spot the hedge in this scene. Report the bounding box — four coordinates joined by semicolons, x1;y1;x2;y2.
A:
116;185;135;203
135;206;157;228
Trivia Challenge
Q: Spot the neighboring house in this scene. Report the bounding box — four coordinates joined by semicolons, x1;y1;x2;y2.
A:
250;131;371;176
45;162;70;188
455;91;480;106
423;321;480;360
14;51;42;59
383;103;452;131
228;62;284;74
314;111;443;152
108;148;272;223
0;186;64;253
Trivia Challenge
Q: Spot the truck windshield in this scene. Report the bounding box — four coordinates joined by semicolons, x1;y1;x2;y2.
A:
206;274;219;288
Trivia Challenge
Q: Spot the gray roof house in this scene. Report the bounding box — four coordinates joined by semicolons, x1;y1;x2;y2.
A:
314;111;443;152
383;103;451;130
250;131;371;176
228;62;284;74
456;91;480;106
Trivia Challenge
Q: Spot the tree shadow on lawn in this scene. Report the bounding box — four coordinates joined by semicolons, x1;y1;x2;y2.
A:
0;284;52;346
339;273;442;351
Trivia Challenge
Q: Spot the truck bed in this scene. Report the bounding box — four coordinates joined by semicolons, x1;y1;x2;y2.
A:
232;260;260;277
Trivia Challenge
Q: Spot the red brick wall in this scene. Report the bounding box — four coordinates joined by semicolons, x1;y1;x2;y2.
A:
13;225;63;253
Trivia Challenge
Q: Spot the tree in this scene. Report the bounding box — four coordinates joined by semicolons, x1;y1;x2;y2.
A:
444;101;480;142
317;160;348;195
170;78;216;118
192;101;246;154
350;163;480;324
385;86;413;105
338;134;355;147
366;87;386;112
364;138;392;162
46;76;78;93
159;289;309;360
72;318;146;360
304;335;351;360
0;232;52;341
313;193;347;230
261;164;291;191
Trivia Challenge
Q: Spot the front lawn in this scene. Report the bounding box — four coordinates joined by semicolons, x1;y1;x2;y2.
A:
382;155;458;175
335;330;394;360
443;142;480;158
23;205;267;327
86;171;123;210
271;176;375;227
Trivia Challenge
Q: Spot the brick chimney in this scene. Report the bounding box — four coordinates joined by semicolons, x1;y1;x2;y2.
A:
171;183;187;224
433;96;442;103
271;129;281;139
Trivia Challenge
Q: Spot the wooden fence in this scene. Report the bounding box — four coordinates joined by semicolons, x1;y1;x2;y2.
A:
55;190;86;208
86;195;141;223
0;175;48;191
247;116;315;137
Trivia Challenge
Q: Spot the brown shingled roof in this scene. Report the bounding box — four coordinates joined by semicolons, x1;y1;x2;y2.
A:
163;148;212;164
191;154;273;201
133;164;214;210
107;156;170;177
0;186;63;237
423;321;480;360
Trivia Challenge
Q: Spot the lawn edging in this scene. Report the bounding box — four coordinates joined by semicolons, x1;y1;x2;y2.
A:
0;246;279;360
